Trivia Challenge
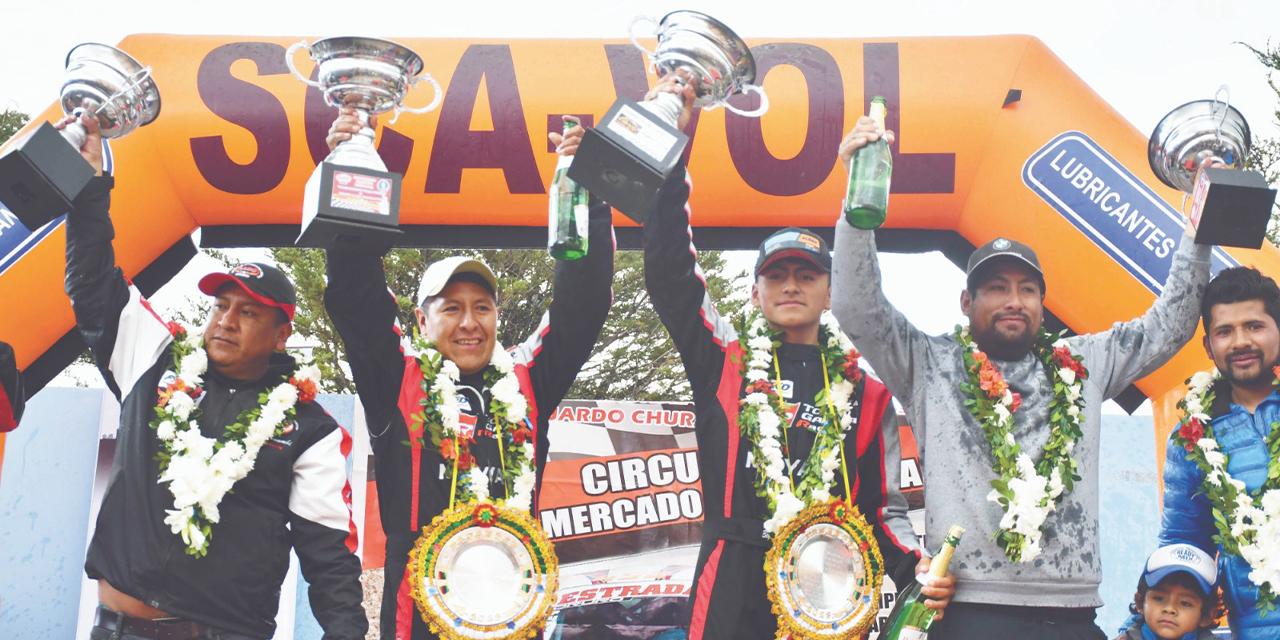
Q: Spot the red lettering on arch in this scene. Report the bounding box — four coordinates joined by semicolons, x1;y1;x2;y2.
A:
424;44;543;194
191;42;291;195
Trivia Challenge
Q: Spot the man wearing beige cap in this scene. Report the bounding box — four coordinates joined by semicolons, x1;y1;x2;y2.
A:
323;113;615;639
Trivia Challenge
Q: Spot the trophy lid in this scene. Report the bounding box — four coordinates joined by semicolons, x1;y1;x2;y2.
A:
62;43;162;137
1148;98;1252;193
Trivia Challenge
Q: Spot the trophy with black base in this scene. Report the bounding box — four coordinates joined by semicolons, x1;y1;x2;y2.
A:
1150;87;1277;249
568;11;769;222
287;37;442;250
0;44;160;231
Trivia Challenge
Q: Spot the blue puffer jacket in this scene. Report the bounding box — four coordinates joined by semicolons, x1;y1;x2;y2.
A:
1160;381;1280;639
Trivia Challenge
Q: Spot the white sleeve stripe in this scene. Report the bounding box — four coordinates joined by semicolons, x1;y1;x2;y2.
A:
110;286;176;398
290;427;356;532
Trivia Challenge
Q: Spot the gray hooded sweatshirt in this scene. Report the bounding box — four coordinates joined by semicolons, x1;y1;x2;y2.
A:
831;221;1211;608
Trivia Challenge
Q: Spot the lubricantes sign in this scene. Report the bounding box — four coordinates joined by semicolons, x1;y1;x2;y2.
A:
1022;131;1238;294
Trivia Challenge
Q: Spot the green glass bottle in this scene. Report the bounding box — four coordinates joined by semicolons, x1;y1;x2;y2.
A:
879;525;964;640
843;96;893;229
548;117;589;260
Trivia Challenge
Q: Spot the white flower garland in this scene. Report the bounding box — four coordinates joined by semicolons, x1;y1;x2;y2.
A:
153;326;321;557
956;327;1087;563
1173;369;1280;613
412;337;536;512
739;314;861;535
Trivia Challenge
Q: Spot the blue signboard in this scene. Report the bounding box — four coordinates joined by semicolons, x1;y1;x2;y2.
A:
0;139;112;276
1022;131;1237;295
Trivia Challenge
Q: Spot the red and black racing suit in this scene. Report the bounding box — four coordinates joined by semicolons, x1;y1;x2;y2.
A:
643;166;922;640
324;198;614;640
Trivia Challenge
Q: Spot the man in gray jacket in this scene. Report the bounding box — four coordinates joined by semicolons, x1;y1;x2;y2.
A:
831;119;1212;639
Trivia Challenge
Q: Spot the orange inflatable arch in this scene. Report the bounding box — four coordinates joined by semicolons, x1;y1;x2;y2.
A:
2;34;1278;476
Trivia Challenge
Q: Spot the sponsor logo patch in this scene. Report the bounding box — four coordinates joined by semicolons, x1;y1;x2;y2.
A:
232;264;263;279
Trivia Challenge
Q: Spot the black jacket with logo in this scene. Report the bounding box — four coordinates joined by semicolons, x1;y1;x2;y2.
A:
66;176;366;639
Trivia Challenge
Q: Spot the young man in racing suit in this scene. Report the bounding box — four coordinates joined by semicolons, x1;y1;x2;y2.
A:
323;109;615;639
60;115;366;639
638;75;952;640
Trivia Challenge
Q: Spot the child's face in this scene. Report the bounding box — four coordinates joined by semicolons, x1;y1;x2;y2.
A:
1140;582;1210;639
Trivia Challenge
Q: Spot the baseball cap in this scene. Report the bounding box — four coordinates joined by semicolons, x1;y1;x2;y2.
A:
966;237;1045;292
1143;544;1217;595
198;263;298;321
416;256;499;307
755;227;831;275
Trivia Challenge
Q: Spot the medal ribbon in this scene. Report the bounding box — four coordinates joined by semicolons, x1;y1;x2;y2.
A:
771;349;854;503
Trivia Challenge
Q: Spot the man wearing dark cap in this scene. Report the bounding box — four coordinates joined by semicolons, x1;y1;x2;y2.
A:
832;118;1212;639
638;77;939;640
60;114;366;640
322;109;615;639
0;341;24;432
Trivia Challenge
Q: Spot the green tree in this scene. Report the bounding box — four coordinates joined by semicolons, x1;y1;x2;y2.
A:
270;246;744;401
1241;41;1280;244
0;108;29;145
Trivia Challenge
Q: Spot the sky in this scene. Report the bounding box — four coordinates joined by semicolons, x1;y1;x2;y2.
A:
3;0;1279;404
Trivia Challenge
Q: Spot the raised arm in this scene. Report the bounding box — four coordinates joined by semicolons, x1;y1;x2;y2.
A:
641;162;740;406
1076;232;1212;398
851;380;923;588
322;247;407;435
287;416;367;640
830;222;931;403
830;123;930;402
61;115;172;400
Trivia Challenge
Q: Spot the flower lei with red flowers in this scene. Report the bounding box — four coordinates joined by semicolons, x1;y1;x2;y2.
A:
735;311;865;536
955;326;1087;563
151;324;322;557
1171;367;1280;614
409;333;536;513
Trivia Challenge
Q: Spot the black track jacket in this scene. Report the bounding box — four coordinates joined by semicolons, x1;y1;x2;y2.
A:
66;176;366;639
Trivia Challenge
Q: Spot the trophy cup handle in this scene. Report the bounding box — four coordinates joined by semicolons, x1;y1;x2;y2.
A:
285;41;322;88
388;73;444;124
629;15;660;69
722;84;770;118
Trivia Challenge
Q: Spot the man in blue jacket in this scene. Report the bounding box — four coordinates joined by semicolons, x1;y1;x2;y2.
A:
1160;266;1280;638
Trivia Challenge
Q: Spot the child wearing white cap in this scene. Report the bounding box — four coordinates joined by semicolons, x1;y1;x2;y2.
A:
1115;544;1220;640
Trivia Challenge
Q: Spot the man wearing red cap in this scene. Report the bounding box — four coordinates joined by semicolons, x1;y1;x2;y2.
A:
59;115;366;640
323;109;615;639
636;75;947;640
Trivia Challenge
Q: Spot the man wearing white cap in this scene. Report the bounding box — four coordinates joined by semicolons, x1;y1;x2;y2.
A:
323;115;615;639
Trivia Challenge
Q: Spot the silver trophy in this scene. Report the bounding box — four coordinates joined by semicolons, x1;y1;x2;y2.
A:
0;43;160;230
627;11;769;125
569;11;769;221
287;36;442;249
1149;86;1276;248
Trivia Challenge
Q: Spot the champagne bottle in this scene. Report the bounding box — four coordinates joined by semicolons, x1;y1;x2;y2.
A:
843;96;893;229
548;117;590;260
879;525;964;640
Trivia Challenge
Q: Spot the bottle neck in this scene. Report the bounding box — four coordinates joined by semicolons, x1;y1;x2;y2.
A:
869;100;887;133
928;536;961;578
